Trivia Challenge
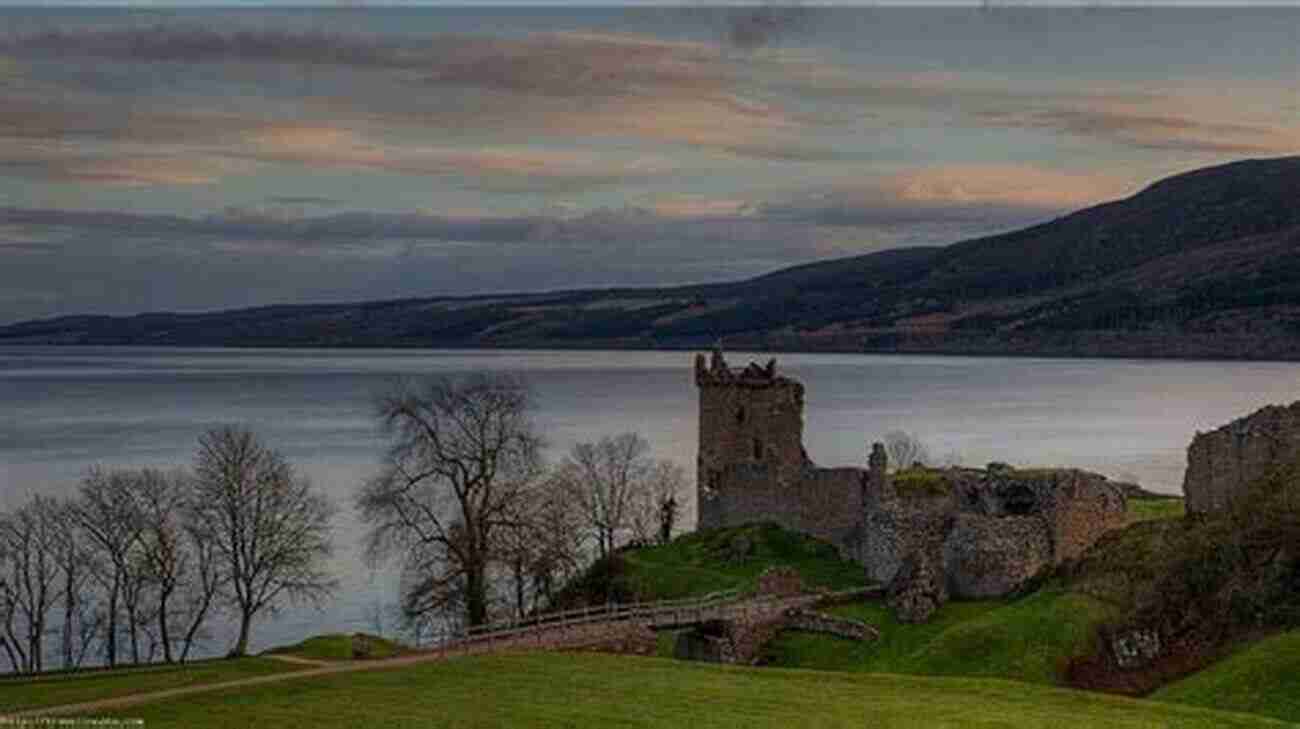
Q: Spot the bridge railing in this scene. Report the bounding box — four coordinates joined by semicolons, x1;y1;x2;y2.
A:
440;586;872;652
455;588;744;646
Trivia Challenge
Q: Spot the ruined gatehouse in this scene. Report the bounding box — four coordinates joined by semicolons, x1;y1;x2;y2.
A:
695;349;1127;611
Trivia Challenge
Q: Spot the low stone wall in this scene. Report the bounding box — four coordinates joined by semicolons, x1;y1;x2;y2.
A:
785;610;877;641
569;623;659;657
757;566;804;597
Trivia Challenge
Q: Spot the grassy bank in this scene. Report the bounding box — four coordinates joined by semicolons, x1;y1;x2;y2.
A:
89;652;1290;728
1126;495;1185;523
267;633;409;661
764;588;1116;685
0;657;300;713
556;523;868;605
1152;629;1300;724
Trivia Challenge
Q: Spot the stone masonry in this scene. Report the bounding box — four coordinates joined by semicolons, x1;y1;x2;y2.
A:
695;348;1128;610
1183;401;1300;514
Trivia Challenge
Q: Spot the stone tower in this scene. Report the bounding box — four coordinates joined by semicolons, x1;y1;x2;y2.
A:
695;347;807;529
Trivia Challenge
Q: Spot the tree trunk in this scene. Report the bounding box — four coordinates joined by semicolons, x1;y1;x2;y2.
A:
158;591;173;663
465;565;488;627
105;583;119;668
180;599;210;664
231;609;253;657
513;558;526;620
126;603;141;665
62;570;75;669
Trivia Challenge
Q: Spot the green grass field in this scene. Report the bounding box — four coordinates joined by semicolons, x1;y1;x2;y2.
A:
267;633;410;661
88;652;1292;728
1152;629;1300;724
764;587;1117;685
0;657;300;713
619;523;869;600
1126;495;1185;523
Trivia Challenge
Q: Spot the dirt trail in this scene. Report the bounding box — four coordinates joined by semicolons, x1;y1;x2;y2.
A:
1;592;838;719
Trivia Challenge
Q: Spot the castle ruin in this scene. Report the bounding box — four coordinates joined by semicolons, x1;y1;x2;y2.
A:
1184;401;1300;514
695;348;1128;612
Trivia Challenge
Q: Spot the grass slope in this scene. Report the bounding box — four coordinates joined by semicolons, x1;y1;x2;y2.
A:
1126;495;1185;524
267;633;409;661
1152;630;1300;724
0;657;299;713
91;652;1291;728
765;588;1116;685
556;523;868;606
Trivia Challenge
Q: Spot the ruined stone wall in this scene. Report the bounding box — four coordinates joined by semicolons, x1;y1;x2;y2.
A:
701;465;867;560
699;463;787;532
1037;471;1128;562
757;565;804;597
796;467;867;560
860;495;953;586
1184;402;1300;514
943;513;1052;598
952;467;1126;564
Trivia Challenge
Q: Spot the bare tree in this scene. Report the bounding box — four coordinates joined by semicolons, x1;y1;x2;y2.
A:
0;496;63;673
560;432;683;557
133;468;191;664
75;468;146;667
883;430;931;472
192;426;337;657
357;374;544;628
49;498;94;670
628;460;686;547
0;568;17;673
493;473;586;618
175;506;224;663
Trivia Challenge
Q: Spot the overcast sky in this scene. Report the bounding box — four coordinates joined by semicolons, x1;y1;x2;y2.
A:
1;5;1297;323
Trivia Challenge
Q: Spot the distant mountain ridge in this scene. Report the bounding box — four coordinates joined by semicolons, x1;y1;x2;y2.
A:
5;156;1300;360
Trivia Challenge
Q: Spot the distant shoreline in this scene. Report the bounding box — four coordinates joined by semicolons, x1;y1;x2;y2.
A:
3;339;1300;366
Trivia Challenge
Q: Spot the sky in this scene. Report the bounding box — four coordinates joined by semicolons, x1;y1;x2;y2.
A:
0;5;1297;324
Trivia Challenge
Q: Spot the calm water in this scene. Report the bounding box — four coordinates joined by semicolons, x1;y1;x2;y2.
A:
3;346;1298;656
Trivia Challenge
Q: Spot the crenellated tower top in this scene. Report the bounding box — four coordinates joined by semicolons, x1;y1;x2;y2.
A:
694;345;797;389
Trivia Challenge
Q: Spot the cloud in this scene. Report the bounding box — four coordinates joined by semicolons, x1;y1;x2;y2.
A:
6;26;410;69
776;63;1300;156
241;125;677;190
2;24;832;163
979;101;1300;155
757;164;1135;231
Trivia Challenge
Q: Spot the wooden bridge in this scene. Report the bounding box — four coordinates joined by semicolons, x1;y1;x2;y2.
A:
440;587;878;654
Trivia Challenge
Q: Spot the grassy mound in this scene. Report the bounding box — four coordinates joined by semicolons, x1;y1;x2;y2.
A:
266;633;409;661
552;522;868;606
90;652;1289;728
764;587;1116;685
892;467;951;497
1125;493;1185;524
0;658;298;713
1152;629;1300;723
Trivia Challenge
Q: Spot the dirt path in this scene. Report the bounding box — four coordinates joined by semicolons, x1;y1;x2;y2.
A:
264;654;334;667
1;592;845;720
0;647;484;719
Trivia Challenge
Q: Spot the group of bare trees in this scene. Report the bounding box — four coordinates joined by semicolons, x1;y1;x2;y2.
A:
357;373;685;635
0;427;335;674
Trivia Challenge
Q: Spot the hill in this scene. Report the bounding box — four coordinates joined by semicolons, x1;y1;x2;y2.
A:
88;652;1292;729
5;156;1300;360
764;587;1117;686
1152;629;1300;724
549;523;868;607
